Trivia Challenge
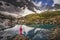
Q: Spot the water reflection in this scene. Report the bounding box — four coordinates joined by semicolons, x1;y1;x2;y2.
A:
27;28;50;40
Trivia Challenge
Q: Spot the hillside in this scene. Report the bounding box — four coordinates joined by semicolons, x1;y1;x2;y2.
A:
19;11;60;29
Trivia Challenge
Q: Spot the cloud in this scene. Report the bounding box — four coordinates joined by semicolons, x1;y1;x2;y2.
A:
32;1;42;7
53;0;60;4
32;0;54;7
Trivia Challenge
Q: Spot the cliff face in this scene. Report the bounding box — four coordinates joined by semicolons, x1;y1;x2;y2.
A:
0;1;22;12
0;0;36;12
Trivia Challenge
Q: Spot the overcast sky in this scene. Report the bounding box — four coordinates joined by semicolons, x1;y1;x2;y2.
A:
53;0;60;4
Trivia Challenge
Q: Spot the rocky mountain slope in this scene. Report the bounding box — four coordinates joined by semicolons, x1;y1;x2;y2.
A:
0;0;60;13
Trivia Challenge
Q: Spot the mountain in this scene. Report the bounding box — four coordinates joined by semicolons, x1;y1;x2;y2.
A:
0;1;23;12
0;0;37;17
0;0;60;17
54;4;60;9
0;0;36;12
0;0;60;28
0;0;60;13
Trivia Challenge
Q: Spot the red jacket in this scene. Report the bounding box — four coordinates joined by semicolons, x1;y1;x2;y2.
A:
19;25;22;35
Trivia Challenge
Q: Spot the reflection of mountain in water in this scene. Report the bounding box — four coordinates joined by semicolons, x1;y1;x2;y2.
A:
27;28;50;40
0;25;50;40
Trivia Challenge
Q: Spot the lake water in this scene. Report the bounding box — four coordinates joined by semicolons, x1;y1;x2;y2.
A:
27;24;55;29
